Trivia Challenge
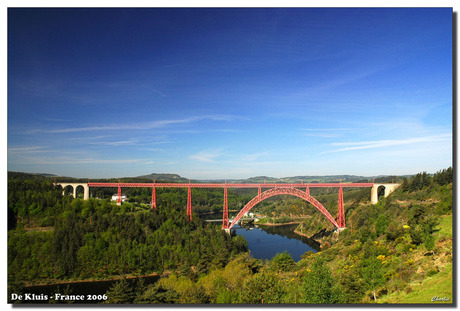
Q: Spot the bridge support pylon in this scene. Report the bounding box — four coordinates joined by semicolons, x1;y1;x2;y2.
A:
117;184;122;206
187;185;192;221
222;186;229;229
337;185;345;229
151;184;156;209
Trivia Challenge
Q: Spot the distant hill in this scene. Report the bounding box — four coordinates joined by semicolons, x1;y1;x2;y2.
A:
8;171;57;181
224;175;373;184
284;175;371;183
7;171;410;184
238;176;280;183
136;173;190;183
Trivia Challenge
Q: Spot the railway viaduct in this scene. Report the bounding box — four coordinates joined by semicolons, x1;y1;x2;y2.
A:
54;181;400;230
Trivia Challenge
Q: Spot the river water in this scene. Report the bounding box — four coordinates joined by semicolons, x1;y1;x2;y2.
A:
231;223;319;261
20;215;317;303
203;212;319;261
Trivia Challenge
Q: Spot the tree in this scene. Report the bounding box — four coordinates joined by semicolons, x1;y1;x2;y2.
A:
401;177;409;192
411;173;422;192
375;214;389;237
239;272;285;304
421;172;431;188
337;268;365;303
434;167;453;186
361;255;385;301
104;278;135;303
302;256;343;304
385;221;403;241
53;211;85;277
424;233;436;254
221;257;252;292
134;283;179;304
180;285;210;303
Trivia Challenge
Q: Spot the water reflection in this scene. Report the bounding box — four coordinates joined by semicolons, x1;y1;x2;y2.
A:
198;212;320;261
232;223;319;261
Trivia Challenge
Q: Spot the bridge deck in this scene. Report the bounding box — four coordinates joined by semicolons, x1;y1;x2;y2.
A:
87;182;374;188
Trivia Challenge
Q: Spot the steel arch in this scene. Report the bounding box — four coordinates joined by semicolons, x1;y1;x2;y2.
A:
228;187;339;229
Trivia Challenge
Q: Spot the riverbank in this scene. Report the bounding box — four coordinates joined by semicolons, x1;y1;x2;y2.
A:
255;215;311;226
257;221;302;227
23;271;162;288
294;229;310;238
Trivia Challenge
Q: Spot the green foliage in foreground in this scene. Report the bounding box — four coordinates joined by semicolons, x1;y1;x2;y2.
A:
302;256;342;303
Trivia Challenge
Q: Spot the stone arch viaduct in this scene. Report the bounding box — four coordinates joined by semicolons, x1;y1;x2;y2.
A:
57;183;90;200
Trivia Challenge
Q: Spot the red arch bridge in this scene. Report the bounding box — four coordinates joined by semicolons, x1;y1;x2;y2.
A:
57;182;381;230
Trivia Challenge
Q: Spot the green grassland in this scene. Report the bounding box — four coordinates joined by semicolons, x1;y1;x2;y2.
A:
377;262;452;304
377;214;453;304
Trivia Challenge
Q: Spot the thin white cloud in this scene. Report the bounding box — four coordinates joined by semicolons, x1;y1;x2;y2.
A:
140;148;164;152
300;128;356;138
69;135;109;141
150;89;167;98
9;154;145;166
8;146;48;154
322;134;452;154
38;117;70;122
189;149;224;162
70;158;142;165
302;133;342;138
240;152;269;162
301;128;355;132
29;115;238;134
89;140;139;146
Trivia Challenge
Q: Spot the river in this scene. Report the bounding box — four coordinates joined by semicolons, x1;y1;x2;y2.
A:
202;211;319;260
231;223;319;261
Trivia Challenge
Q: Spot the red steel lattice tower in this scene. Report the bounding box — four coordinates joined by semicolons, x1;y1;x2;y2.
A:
222;186;229;229
151;184;156;209
187;185;192;221
337;185;345;228
117;181;122;205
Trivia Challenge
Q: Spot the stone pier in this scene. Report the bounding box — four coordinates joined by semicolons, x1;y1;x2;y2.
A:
371;183;400;204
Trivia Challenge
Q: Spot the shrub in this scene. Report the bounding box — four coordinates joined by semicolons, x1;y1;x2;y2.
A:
427;268;439;277
270;251;295;273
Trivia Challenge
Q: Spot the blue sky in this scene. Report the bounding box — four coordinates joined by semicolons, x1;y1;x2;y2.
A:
7;8;452;179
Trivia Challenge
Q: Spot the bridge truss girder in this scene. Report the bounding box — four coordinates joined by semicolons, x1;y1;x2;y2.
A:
73;181;375;229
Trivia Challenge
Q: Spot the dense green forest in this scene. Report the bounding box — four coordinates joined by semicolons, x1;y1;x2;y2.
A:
8;175;247;293
8;168;453;304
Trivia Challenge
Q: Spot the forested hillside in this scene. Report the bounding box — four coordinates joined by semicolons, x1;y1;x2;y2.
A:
7;168;453;304
8;175;247;297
